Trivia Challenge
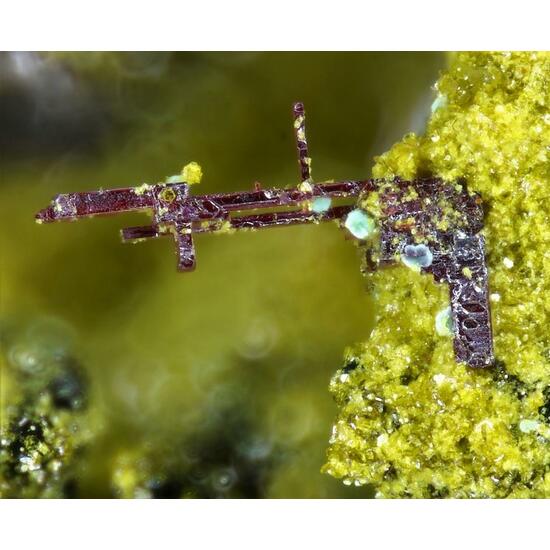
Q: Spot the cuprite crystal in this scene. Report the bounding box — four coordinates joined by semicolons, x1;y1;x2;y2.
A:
35;103;494;369
324;53;550;498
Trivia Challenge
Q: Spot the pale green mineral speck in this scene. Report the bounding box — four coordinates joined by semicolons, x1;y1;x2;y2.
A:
166;175;183;183
401;244;433;272
324;52;550;498
311;196;332;214
344;209;375;240
435;306;454;337
431;93;448;113
519;419;540;433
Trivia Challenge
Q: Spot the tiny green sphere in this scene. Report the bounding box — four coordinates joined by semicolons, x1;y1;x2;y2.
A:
344;209;375;240
311;196;332;214
401;244;433;272
435;306;454;337
431;93;448;113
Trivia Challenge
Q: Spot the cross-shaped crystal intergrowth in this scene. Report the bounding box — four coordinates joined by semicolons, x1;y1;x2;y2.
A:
35;102;494;368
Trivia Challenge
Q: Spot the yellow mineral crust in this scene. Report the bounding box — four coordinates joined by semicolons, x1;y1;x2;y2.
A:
181;162;203;185
324;52;550;498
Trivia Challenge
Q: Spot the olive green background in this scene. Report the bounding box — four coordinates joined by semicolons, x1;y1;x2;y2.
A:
1;52;444;497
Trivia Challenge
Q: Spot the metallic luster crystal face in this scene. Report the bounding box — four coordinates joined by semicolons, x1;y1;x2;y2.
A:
368;177;493;368
293;101;312;184
35;103;494;369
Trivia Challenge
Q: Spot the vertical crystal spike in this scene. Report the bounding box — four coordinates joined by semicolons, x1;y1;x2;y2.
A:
293;102;312;184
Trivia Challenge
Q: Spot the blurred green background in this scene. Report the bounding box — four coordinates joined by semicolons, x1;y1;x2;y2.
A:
1;52;444;497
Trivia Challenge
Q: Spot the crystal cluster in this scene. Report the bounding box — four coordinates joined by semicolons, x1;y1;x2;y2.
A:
0;318;91;498
324;52;550;498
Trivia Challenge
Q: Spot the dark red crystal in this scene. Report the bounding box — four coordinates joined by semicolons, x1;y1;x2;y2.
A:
35;103;494;369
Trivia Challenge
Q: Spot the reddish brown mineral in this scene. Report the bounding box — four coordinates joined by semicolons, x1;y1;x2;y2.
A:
35;103;494;368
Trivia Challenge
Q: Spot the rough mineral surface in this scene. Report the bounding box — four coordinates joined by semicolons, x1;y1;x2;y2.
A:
323;52;550;498
0;319;91;498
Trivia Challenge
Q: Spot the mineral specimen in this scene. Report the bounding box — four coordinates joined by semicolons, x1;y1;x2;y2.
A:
35;104;493;369
0;318;91;498
324;52;550;498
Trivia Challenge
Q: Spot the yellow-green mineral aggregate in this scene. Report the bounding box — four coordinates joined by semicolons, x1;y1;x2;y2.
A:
0;319;92;498
323;52;550;498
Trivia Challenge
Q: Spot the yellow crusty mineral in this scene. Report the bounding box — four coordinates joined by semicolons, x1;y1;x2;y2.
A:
181;162;203;185
324;52;550;498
